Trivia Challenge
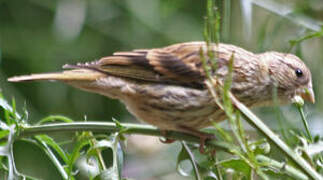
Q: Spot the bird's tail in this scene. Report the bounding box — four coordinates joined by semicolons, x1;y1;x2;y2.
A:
8;69;106;82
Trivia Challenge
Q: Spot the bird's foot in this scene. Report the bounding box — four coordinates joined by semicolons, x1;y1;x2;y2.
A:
177;126;216;154
159;130;176;144
159;127;216;154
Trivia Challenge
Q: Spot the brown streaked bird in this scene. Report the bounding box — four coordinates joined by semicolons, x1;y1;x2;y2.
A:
8;42;315;135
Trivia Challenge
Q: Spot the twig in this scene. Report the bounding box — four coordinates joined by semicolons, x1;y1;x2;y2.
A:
256;155;308;180
17;121;309;180
295;104;313;143
229;93;322;180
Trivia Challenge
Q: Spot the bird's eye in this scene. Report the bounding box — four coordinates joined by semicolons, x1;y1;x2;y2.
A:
295;69;303;77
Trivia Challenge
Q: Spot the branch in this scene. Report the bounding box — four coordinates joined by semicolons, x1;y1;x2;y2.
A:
230;94;322;180
18;121;308;180
19;122;232;152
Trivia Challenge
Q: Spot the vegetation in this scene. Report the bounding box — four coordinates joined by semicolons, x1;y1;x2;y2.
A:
1;0;323;179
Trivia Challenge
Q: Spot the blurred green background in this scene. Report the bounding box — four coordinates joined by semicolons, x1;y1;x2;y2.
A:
1;0;323;179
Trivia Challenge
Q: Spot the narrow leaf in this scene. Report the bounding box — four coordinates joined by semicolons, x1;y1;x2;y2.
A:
176;141;201;180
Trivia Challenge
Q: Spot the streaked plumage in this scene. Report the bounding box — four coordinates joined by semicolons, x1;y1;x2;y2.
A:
8;42;314;132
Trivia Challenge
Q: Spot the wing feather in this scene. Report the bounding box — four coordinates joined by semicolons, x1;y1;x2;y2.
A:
64;42;233;86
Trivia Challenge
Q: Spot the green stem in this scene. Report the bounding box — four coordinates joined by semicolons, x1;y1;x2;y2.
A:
296;105;313;143
89;132;107;170
17;122;309;180
222;0;231;42
230;94;322;180
256;155;309;180
18;122;231;152
36;139;68;179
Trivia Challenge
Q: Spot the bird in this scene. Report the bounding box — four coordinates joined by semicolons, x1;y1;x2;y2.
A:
8;41;315;137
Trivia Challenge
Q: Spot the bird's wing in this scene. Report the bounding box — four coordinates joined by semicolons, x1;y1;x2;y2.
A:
64;42;234;86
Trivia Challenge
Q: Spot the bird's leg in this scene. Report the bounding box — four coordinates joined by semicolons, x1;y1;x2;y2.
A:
159;127;216;154
176;125;216;154
159;130;176;144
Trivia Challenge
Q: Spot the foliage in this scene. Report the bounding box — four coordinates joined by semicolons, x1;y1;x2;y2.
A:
1;0;323;179
0;86;320;179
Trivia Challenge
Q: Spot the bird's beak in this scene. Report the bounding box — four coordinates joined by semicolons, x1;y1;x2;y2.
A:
300;88;315;104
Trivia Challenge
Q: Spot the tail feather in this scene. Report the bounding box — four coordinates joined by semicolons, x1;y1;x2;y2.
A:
8;69;106;82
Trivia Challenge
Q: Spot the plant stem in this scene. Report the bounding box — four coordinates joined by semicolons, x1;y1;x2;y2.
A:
296;106;313;143
256;155;309;180
18;121;309;180
19;122;231;152
230;93;322;180
89;132;107;170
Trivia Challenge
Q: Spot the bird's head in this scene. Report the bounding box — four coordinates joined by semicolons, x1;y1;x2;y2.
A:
259;52;315;104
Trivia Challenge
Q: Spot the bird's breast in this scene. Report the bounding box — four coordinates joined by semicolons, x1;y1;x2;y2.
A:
122;83;222;130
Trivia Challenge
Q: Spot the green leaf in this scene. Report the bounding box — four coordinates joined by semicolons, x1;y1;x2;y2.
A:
288;26;323;52
295;101;313;143
206;0;220;43
13;139;62;180
11;98;16;120
0;97;21;123
0;130;9;140
32;136;68;179
176;141;201;180
34;135;69;163
112;118;127;141
249;139;270;155
222;52;235;116
210;122;232;142
220;158;251;178
262;168;291;180
67;135;91;179
0;98;14;114
38;115;74;125
112;118;123;130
